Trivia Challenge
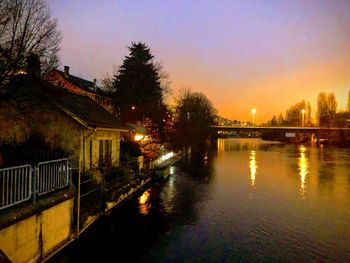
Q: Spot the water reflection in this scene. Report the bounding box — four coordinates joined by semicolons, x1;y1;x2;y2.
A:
298;145;309;199
50;139;350;263
217;138;283;153
160;173;175;214
138;189;151;215
249;150;257;188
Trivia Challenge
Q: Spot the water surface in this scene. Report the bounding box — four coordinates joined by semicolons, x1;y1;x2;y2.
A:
51;139;350;262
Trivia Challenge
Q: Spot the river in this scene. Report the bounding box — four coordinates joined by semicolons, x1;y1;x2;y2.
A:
50;138;350;262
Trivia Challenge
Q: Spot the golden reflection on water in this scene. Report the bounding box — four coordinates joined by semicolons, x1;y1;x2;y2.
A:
298;145;309;199
138;190;151;215
217;139;225;152
249;150;257;188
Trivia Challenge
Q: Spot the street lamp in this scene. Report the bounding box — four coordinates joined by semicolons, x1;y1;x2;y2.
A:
251;108;256;126
301;109;305;127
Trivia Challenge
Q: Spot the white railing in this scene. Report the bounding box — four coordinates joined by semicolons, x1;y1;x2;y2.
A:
37;158;70;196
0;158;70;210
0;164;32;210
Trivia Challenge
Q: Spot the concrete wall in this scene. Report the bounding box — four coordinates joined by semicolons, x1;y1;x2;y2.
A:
0;198;74;263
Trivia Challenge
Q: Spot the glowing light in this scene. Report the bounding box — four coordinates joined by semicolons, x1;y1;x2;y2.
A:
138;190;151;215
301;109;306;127
134;134;144;141
139;190;150;205
251;108;256;126
298;145;309;199
249;150;257;187
160;152;174;162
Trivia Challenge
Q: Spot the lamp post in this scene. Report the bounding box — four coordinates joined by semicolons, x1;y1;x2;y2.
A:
251;108;256;126
301;109;305;127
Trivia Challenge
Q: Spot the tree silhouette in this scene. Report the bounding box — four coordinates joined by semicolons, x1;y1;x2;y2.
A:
284;100;312;126
317;92;337;127
0;0;61;86
174;89;217;147
112;42;168;127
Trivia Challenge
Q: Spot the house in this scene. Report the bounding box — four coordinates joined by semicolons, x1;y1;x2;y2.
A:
0;77;129;172
46;66;116;114
52;88;130;170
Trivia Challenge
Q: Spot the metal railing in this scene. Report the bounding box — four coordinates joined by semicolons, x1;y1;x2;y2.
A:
0;158;70;210
0;164;32;210
37;158;69;196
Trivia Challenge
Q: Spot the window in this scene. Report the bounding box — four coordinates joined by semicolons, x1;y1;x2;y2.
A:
89;141;93;168
99;140;112;167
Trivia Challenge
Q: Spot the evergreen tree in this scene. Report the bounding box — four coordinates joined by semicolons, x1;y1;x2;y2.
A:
112;42;166;125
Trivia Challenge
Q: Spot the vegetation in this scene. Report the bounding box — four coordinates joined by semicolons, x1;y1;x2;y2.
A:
110;42;168;124
0;0;61;87
173;89;217;147
267;100;312;127
317;92;337;127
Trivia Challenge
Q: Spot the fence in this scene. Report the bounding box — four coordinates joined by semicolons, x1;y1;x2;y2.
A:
37;159;69;196
0;165;32;210
0;158;70;210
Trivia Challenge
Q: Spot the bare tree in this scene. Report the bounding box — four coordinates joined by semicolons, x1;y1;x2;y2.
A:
0;0;61;86
174;89;217;146
317;92;337;127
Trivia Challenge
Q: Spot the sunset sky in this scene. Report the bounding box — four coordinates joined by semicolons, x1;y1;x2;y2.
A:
48;0;350;123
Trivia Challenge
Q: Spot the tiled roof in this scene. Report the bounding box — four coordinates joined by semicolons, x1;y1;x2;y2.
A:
51;88;128;130
56;70;106;95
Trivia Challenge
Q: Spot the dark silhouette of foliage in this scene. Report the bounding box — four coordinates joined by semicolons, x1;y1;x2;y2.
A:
267;100;312;127
285;100;307;126
0;0;61;87
317;92;337;127
111;42;168;125
174;89;217;147
348;89;350;112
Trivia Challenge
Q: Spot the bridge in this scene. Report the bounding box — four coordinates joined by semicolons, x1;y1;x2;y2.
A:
211;126;349;132
210;126;349;144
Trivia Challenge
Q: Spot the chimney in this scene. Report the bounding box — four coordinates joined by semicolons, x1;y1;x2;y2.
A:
64;66;70;77
93;78;97;91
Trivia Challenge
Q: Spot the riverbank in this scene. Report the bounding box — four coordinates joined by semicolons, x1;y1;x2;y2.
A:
0;151;183;263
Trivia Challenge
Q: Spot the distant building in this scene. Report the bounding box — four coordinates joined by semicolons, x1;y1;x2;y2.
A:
46;66;116;114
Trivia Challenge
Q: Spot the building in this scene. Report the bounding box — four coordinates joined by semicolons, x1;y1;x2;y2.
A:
0;78;129;171
46;66;116;114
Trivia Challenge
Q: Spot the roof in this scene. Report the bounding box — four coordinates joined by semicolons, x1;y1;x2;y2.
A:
51;88;128;130
55;70;106;95
126;123;147;134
